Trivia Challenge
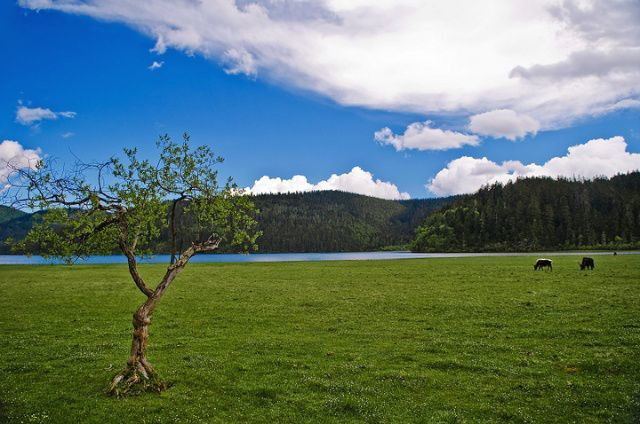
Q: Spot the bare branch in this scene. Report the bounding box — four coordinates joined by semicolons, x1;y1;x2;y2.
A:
119;236;153;298
193;236;222;253
152;237;221;300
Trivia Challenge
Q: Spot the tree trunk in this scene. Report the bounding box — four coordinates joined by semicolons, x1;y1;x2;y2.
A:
109;239;218;396
108;299;166;396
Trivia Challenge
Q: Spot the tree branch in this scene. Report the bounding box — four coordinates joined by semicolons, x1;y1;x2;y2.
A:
119;236;153;297
72;216;119;244
151;237;221;303
169;197;185;265
193;237;222;253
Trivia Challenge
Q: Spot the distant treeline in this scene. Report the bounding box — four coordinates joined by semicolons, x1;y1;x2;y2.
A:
7;173;638;255
0;191;453;254
412;172;640;252
251;191;452;252
0;207;37;252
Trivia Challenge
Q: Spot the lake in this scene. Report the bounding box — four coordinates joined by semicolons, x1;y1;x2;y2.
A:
0;250;635;265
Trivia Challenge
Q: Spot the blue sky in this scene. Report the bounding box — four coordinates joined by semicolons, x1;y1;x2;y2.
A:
2;1;640;199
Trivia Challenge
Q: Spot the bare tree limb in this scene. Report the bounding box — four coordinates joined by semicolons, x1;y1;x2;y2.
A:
119;236;153;297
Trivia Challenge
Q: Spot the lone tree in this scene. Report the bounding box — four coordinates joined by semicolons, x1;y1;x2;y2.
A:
5;133;260;396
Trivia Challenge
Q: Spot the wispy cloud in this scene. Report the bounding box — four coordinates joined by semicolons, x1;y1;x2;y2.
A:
222;48;256;76
16;105;76;126
148;60;164;70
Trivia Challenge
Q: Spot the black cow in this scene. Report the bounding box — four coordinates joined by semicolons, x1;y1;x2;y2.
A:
580;257;595;270
534;258;552;271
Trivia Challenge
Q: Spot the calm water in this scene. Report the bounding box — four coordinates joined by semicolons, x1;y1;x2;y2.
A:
0;251;636;265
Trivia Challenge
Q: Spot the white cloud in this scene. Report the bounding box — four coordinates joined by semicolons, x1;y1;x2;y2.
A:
246;166;409;200
16;105;76;126
150;35;167;54
61;132;75;139
427;136;640;196
18;0;640;129
314;167;410;200
592;98;640;116
468;109;540;140
375;121;479;151
248;174;314;195
509;48;640;81
148;60;164;70
223;48;257;76
15;106;56;125
0;140;42;185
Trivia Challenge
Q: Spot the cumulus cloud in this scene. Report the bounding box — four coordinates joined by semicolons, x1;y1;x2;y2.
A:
246;166;409;200
248;174;314;194
375;121;479;151
18;0;640;128
148;60;164;70
0;140;42;185
468;109;540;140
314;167;410;200
16;105;76;126
427;136;640;196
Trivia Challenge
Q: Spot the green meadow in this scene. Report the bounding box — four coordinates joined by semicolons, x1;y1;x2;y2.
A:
1;255;639;423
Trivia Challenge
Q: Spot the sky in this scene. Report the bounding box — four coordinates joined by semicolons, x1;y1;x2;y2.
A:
2;0;640;200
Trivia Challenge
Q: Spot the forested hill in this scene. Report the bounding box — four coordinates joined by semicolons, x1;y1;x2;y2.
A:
251;191;452;252
412;172;640;252
0;205;26;224
0;191;453;254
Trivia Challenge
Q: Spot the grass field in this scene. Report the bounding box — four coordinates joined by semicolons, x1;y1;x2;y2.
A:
1;255;639;423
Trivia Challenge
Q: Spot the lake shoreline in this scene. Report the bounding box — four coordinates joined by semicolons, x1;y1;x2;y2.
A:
1;250;637;265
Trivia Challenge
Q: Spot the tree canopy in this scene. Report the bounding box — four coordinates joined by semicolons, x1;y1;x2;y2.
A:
8;133;259;262
3;133;260;395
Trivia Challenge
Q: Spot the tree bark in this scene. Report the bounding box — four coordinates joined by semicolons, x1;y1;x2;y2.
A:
128;304;154;376
109;298;165;396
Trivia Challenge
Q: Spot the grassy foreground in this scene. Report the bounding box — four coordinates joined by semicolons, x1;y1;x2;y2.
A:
1;255;639;423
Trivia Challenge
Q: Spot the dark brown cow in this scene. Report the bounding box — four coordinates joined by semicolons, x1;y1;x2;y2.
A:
534;258;552;271
580;257;595;270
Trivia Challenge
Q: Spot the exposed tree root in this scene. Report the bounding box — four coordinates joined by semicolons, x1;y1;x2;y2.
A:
108;362;167;397
108;305;170;397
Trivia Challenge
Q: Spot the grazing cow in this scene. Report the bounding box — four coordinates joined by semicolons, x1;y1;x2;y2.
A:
580;257;595;270
534;258;553;271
